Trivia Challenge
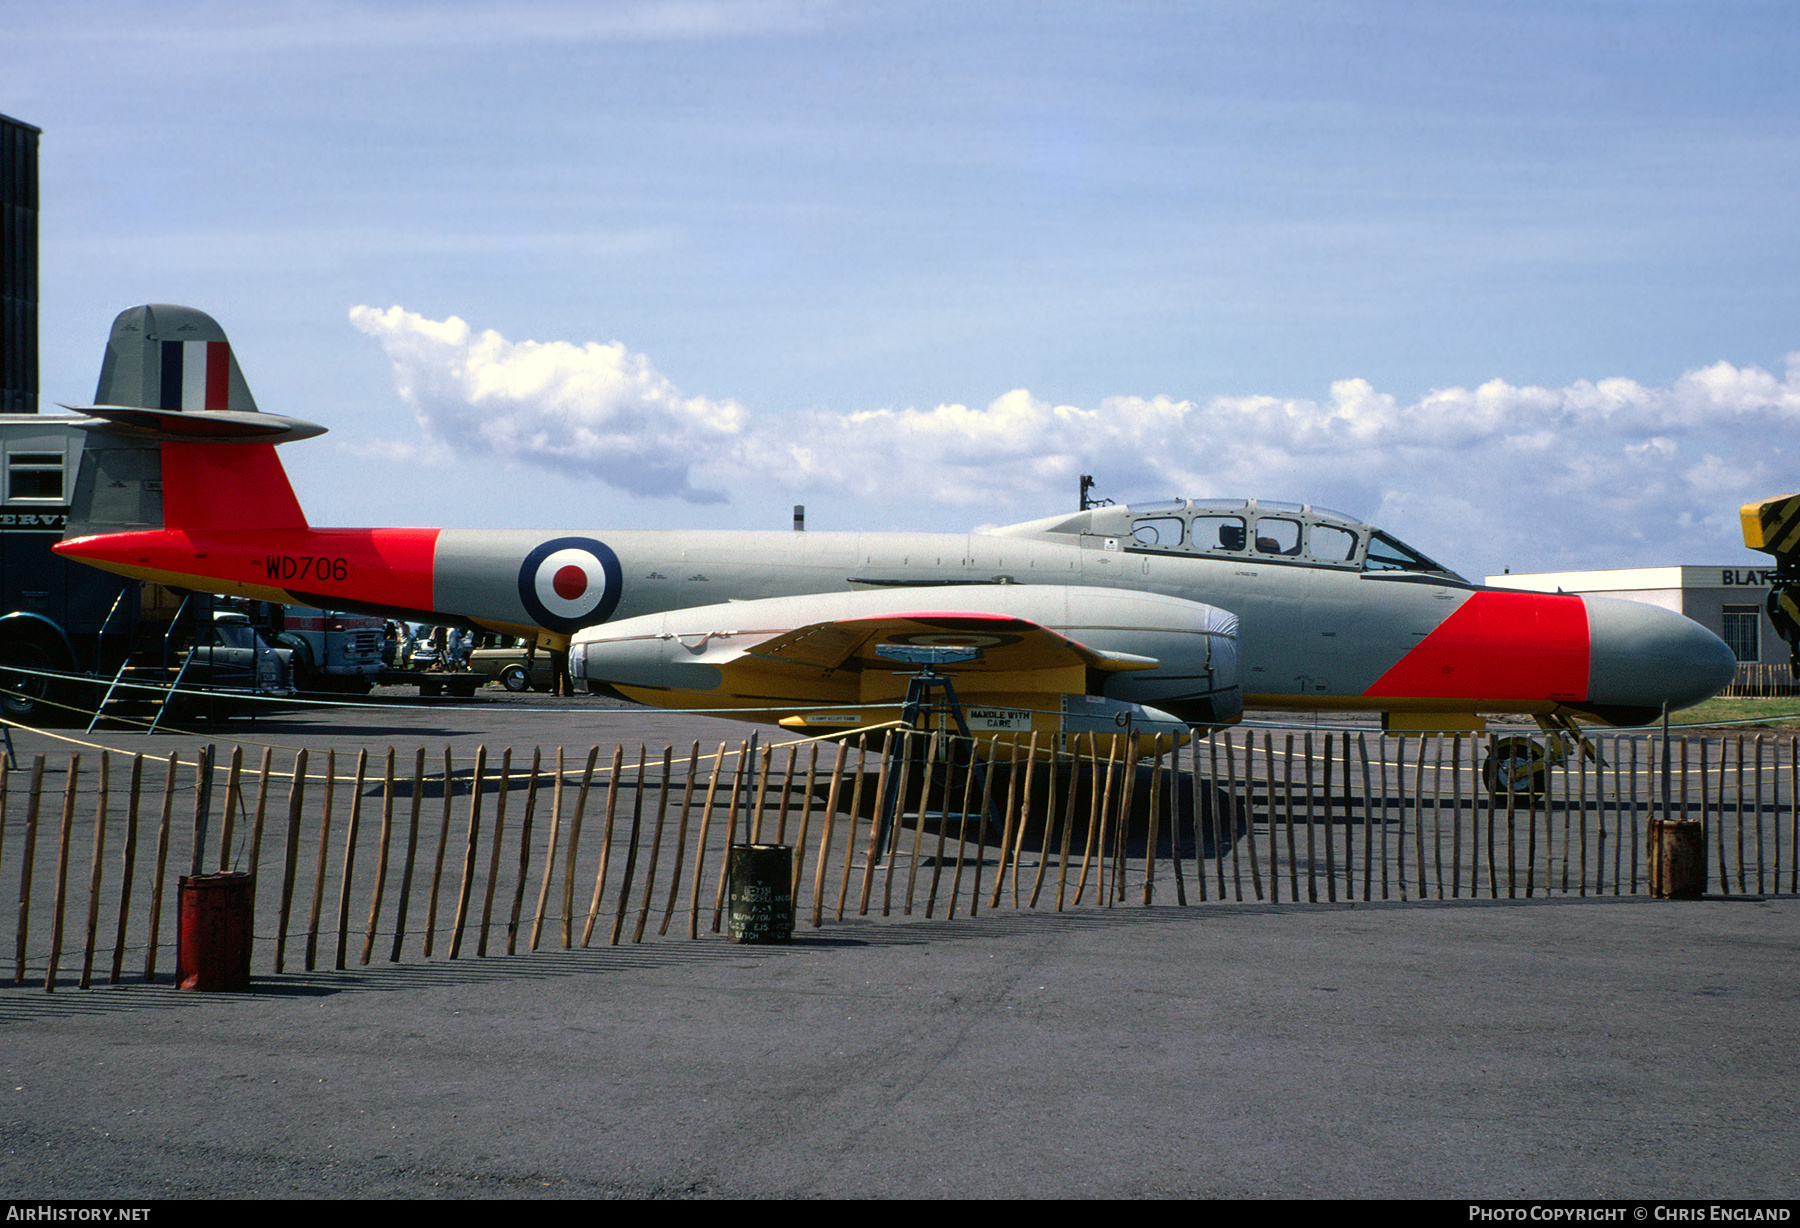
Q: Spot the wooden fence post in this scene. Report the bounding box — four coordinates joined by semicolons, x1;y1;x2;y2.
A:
902;732;938;916
506;748;542;955
275;749;308;974
477;747;513;957
144;754;175;982
361;748;398;964
14;755;44;984
811;740;848;928
561;746;599;949
715;740;750;932
937;737;979;919
390;747;426;962
691;742;728;939
659;741;705;938
449;745;484;959
306;749;336;971
628;746;672;944
335;749;369;969
791;741;821;907
246;747;273;879
217;745;241;872
109;754;143;984
424;746;456;958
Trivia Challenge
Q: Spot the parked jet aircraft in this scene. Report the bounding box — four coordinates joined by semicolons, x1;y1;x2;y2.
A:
51;305;1736;766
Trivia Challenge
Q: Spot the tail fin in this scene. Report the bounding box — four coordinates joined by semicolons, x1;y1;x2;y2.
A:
93;303;261;413
159;440;309;531
64;305;322;538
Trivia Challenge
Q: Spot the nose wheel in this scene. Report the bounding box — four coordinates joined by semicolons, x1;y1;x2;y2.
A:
1480;715;1600;798
1481;735;1548;797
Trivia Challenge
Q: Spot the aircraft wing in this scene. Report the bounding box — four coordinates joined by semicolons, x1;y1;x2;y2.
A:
569;586;1238;736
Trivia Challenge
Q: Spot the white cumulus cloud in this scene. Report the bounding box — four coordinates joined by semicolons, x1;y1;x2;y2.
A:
351;305;1800;575
350;304;746;503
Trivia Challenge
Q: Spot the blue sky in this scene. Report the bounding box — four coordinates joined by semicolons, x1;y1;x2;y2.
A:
6;1;1797;579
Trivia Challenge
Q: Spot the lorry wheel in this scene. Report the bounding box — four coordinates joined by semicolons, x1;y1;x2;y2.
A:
0;635;70;726
500;665;529;692
276;635;319;691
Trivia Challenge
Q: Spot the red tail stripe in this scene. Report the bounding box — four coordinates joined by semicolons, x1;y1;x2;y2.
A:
205;341;231;411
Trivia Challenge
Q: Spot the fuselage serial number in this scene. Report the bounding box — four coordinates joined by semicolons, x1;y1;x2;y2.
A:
262;555;349;583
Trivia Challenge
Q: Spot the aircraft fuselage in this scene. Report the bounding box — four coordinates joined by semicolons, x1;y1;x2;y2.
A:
59;515;1732;726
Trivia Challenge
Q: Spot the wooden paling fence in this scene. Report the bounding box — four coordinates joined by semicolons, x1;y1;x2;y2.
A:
1723;664;1800;698
6;727;1797;990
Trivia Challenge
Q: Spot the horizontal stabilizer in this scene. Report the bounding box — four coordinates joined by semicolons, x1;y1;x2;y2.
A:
61;405;327;444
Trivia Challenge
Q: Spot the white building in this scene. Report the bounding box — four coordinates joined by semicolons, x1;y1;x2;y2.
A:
1485;566;1776;666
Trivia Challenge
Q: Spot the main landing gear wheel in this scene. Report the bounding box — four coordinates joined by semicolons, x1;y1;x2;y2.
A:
1482;736;1548;798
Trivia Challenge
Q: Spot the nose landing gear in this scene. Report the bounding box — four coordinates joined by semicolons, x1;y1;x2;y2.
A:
1481;736;1548;796
1480;714;1600;798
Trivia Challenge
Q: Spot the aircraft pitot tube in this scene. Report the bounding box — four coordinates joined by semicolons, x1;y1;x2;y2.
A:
1741;493;1800;676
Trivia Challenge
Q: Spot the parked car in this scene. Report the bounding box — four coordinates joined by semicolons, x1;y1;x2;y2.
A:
171;612;295;719
408;638;443;670
468;638;558;692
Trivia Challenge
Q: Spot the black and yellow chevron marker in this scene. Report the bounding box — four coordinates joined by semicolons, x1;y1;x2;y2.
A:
1743;495;1800;676
1741;493;1800;561
1769;586;1800;642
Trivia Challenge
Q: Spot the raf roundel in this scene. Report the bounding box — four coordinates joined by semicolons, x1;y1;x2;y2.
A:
517;537;623;633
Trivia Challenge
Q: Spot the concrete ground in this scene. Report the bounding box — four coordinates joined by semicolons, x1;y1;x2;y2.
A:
0;694;1795;1199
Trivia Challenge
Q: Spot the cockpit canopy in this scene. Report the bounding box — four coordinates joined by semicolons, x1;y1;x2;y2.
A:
992;498;1467;583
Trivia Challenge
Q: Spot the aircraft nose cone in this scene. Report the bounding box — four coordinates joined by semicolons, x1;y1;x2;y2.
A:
1584;595;1738;717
